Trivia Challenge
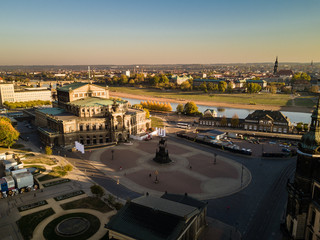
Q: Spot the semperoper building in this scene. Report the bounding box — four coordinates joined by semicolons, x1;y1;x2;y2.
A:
35;82;150;147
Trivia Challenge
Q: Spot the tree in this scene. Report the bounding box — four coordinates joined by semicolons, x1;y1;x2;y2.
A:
0;118;19;148
176;103;184;113
270;85;277;94
220;115;227;127
292;72;311;81
183;102;199;115
247;83;261;93
296;122;303;133
120;74;128;85
90;184;105;198
45;146;52;155
143;108;150;118
64;164;73;171
207;82;214;91
227;83;233;93
180;81;192;91
231;114;239;127
218;81;227;93
199;82;207;92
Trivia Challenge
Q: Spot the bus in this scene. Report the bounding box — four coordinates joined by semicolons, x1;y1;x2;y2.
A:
177;123;191;129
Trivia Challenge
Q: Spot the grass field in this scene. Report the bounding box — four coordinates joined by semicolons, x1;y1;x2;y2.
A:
110;87;316;107
60;196;112;213
23;157;57;166
38;165;70;182
151;116;164;128
17;208;55;240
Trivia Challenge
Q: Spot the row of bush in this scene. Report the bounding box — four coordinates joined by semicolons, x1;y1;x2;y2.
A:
139;101;173;112
4;100;51;109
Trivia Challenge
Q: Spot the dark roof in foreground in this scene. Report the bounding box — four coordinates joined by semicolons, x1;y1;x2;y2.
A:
161;193;207;210
106;195;201;240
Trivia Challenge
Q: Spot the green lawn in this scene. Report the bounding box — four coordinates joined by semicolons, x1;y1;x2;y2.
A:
17;208;55;240
60;196;112;213
151;117;164;128
110;87;303;106
23;157;57;166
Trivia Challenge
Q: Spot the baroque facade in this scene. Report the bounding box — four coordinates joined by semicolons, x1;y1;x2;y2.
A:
285;98;320;239
35;82;150;147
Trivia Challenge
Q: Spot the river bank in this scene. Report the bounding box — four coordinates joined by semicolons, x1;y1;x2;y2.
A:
109;91;313;113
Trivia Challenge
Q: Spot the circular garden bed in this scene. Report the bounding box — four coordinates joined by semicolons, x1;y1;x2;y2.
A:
43;213;100;240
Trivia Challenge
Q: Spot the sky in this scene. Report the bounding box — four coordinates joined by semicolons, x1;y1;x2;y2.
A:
1;0;320;65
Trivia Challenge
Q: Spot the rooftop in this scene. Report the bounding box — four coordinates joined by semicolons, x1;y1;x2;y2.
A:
132;195;199;219
106;195;200;240
38;108;65;116
57;82;88;92
70;97;126;107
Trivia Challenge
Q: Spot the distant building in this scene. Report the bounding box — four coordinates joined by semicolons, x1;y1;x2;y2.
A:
170;74;193;85
245;79;267;88
277;70;294;78
284;98;320;239
123;70;130;77
0;84;52;106
199;109;291;133
244;110;291;133
274;56;278;75
106;193;207;240
54;73;66;77
193;79;227;87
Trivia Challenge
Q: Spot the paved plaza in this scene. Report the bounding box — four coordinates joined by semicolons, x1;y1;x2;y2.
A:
88;137;251;200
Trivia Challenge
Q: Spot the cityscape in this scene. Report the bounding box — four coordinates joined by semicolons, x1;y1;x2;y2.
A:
1;1;320;240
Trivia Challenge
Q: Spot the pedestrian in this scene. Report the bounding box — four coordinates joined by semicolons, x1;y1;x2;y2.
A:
120;166;122;171
34;193;36;197
149;173;152;178
189;165;192;170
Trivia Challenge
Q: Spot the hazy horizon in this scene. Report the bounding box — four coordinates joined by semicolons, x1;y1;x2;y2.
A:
1;0;320;65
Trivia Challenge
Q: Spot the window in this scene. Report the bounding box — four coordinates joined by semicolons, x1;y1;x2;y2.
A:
86;125;90;131
99;124;103;130
92;125;96;130
80;125;83;131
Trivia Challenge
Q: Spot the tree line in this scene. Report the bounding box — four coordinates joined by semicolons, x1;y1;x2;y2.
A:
4;100;51;109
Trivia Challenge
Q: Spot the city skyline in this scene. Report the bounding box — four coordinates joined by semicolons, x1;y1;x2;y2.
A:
1;0;320;65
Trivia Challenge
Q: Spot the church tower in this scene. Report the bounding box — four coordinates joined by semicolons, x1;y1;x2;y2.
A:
285;97;320;239
273;56;278;75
